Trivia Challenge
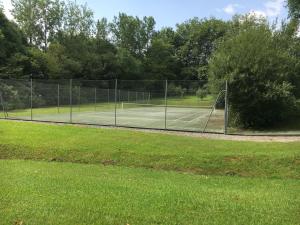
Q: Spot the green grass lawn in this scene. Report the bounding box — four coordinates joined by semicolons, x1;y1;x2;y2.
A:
1;160;299;225
0;120;299;225
0;121;299;179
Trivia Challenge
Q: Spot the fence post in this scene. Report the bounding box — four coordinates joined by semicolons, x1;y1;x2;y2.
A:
136;91;138;103
224;80;229;135
94;87;97;111
70;79;73;123
114;79;118;126
30;78;33;121
57;83;60;113
108;88;110;104
78;85;81;112
164;80;168;130
0;92;6;118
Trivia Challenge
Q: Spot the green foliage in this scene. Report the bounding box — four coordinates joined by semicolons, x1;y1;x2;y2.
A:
196;86;208;100
116;48;143;79
167;83;186;97
0;11;28;77
288;0;300;19
144;37;178;80
0;0;3;12
110;13;155;57
176;18;229;80
209;20;297;128
63;1;94;37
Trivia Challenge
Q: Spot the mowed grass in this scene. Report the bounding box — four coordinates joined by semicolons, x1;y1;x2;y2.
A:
1;160;299;225
0;120;299;179
0;120;300;225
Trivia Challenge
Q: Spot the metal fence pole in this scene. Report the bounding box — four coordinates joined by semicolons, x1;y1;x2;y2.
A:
94;87;97;111
78;85;81;112
0;92;6;118
136;91;138;103
30;78;33;121
114;79;118;126
57;83;60;113
164;80;168;130
224;80;229;135
108;89;110;104
70;79;73;123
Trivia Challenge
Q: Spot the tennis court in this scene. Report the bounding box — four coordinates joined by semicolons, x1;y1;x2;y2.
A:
4;103;224;132
0;79;226;133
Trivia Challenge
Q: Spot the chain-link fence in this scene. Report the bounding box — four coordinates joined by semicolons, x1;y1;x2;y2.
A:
0;79;228;134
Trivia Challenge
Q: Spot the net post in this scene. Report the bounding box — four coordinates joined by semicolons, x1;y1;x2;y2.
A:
70;79;73;123
30;78;33;121
128;91;130;102
164;80;168;130
224;80;229;135
94;87;97;111
57;83;60;113
114;79;118;126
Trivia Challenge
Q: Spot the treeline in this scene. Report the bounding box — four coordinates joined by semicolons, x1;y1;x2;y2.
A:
0;0;235;81
1;0;300;128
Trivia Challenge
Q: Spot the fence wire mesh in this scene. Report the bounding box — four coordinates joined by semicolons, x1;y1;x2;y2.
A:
0;79;227;133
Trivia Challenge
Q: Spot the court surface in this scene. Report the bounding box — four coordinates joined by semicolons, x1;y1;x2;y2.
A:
5;104;225;133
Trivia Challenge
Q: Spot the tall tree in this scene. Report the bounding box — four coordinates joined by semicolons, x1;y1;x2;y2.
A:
144;37;178;80
36;0;64;51
0;11;28;77
63;1;94;37
96;18;109;40
11;0;40;45
110;13;155;57
175;18;229;80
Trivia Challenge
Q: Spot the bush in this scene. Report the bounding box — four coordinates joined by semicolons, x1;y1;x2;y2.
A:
196;87;208;100
209;19;297;128
167;83;186;97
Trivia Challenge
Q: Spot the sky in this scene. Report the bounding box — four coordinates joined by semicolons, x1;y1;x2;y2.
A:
1;0;289;29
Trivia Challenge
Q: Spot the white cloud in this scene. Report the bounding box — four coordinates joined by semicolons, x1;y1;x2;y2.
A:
1;0;13;20
264;0;284;17
223;4;240;15
249;0;285;19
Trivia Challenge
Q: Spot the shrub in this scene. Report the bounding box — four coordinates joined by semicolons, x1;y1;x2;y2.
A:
209;19;297;128
196;87;208;100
